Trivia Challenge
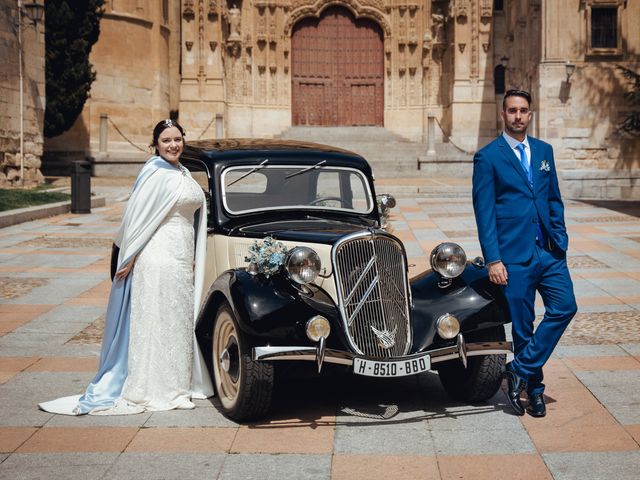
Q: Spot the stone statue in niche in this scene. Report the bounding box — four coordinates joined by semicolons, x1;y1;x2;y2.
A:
228;5;241;42
431;13;446;45
423;32;433;52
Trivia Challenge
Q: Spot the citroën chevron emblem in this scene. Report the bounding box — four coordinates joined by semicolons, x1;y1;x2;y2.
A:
370;325;397;349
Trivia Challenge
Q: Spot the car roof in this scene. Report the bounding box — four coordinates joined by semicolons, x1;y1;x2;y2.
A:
182;138;374;175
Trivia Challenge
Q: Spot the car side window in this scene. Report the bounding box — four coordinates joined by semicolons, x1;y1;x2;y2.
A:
185;164;212;220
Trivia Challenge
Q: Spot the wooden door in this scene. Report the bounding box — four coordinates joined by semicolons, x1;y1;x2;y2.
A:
291;7;384;126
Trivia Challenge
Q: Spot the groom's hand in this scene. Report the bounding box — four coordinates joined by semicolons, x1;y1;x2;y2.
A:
488;261;508;285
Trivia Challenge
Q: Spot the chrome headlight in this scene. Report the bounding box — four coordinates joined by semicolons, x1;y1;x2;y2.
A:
430;242;467;278
285;247;321;284
436;313;460;339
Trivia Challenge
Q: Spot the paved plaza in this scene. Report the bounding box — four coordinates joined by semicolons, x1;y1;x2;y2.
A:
1;178;640;479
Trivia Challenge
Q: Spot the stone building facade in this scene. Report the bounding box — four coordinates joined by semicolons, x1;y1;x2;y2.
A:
495;0;640;199
0;0;45;186
39;1;640;198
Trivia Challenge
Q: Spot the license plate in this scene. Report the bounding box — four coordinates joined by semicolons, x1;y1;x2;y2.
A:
353;353;431;378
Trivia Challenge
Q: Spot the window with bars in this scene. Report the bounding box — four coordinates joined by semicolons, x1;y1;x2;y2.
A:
587;2;622;55
591;7;617;48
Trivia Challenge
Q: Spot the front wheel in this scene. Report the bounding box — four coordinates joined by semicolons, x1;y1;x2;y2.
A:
436;326;506;402
212;302;274;421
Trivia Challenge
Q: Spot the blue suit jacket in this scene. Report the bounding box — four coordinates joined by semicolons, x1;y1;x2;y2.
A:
472;135;568;265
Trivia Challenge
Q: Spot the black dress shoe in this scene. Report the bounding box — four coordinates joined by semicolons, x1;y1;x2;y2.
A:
526;393;546;417
504;363;527;416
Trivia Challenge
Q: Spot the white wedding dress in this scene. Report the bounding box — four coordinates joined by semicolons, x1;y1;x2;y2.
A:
96;171;205;414
39;159;213;416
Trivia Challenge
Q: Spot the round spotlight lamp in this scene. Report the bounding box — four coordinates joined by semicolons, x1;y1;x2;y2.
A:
436;313;460;339
306;316;331;342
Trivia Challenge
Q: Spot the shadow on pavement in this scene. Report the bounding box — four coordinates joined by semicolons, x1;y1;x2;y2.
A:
578;200;640;217
221;364;511;428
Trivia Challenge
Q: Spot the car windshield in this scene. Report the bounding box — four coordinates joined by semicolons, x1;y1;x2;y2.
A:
222;163;373;215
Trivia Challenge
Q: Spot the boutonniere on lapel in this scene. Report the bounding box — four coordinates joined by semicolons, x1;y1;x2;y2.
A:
540;160;551;173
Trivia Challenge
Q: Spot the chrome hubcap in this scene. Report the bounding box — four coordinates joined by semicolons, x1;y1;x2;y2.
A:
220;348;231;373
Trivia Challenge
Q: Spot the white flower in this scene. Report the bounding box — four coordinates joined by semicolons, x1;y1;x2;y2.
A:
540;160;551;172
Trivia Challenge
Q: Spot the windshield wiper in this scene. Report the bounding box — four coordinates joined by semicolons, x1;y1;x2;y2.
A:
284;160;327;179
227;159;269;187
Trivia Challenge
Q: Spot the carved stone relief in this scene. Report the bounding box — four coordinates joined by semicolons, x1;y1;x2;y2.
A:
208;0;218;18
284;0;391;37
268;7;277;40
257;8;267;42
184;0;195;20
408;12;418;46
480;0;492;22
456;0;469;22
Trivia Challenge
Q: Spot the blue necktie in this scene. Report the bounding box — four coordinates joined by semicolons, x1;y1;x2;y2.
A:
517;143;545;246
516;143;531;185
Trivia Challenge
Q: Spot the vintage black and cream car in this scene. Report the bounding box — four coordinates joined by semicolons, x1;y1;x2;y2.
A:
180;139;512;421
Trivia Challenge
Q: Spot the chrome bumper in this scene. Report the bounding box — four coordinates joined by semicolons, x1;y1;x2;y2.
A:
253;334;512;373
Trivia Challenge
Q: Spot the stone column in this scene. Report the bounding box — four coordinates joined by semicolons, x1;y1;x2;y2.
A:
449;0;495;151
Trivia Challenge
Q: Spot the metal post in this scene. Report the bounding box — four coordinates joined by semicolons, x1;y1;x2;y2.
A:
18;0;24;185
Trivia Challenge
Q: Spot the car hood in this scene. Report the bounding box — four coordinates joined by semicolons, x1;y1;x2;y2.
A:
237;218;375;244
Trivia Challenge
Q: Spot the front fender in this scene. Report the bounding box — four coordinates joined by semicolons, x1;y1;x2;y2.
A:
196;269;342;347
409;264;510;353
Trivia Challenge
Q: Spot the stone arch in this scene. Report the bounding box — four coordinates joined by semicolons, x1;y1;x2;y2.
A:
284;0;391;38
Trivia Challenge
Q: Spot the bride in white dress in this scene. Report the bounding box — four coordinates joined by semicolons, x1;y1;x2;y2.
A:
39;120;213;415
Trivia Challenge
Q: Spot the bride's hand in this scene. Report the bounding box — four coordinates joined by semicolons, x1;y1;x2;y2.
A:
115;259;135;280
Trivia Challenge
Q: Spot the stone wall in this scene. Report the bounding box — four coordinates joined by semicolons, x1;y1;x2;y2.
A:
0;0;45;186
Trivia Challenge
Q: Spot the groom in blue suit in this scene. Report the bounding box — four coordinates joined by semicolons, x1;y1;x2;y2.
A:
472;89;577;417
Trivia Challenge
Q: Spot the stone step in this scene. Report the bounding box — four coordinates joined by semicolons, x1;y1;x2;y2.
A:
279;126;425;177
279;126;474;179
279;126;412;142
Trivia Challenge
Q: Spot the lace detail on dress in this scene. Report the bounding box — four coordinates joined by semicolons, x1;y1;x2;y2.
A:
116;174;204;414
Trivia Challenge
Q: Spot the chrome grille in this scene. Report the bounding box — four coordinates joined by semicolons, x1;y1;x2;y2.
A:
333;232;411;357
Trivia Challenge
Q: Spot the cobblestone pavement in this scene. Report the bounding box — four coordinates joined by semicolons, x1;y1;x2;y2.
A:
1;180;639;480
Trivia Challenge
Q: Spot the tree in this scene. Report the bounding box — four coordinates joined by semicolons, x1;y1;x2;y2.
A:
617;65;640;137
44;0;104;138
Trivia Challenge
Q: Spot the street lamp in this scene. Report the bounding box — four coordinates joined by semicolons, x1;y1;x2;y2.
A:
17;0;45;186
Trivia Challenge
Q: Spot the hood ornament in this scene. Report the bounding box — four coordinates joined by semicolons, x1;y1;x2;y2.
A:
371;325;397;349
